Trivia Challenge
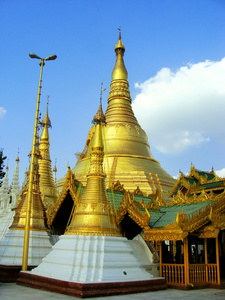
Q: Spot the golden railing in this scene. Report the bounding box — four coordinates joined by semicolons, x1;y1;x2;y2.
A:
189;264;218;284
161;263;185;285
161;263;218;286
189;264;206;283
207;264;218;283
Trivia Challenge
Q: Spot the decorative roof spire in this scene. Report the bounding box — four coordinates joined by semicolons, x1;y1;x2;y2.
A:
112;28;128;81
10;153;21;207
66;110;121;236
38;98;58;208
92;83;106;124
40;96;51;131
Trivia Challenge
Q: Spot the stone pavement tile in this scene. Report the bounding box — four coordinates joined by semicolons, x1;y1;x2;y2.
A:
0;282;72;300
0;283;225;300
92;288;225;300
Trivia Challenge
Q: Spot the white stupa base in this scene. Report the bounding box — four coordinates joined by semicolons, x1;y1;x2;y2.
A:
0;209;15;242
0;230;53;266
28;235;154;282
18;235;166;297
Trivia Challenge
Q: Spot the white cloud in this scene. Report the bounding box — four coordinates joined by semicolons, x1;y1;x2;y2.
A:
132;58;225;154
215;168;225;178
0;107;6;118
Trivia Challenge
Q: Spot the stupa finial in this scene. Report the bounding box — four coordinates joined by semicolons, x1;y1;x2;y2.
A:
100;82;106;104
40;95;51;128
112;28;127;80
92;83;106;125
16;148;20;162
118;26;121;39
115;27;125;51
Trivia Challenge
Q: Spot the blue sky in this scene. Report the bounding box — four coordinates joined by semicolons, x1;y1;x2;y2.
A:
0;0;225;185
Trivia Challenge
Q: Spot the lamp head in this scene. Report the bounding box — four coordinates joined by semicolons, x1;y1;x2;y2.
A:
45;54;57;61
29;53;41;59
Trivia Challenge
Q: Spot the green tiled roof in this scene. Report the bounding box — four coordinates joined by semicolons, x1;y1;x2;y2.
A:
197;171;215;181
107;190;124;210
198;181;224;189
184;177;198;185
134;194;152;205
149;201;214;228
148;210;165;227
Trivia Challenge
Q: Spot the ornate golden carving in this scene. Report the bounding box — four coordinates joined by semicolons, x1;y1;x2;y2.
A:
144;222;188;242
46;166;80;227
127;193;150;228
110;180;125;192
133;186;143;196
177;204;211;233
167;188;219;206
197;226;219;238
209;206;225;230
147;188;166;209
116;193;128;224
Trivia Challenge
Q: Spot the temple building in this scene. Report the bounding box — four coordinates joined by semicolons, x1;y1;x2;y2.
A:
1;32;224;295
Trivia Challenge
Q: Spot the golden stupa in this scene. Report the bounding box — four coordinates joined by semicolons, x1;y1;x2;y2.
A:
10;133;48;231
38;101;58;209
66;107;121;237
57;32;175;199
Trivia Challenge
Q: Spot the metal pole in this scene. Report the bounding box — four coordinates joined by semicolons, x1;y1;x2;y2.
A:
22;58;45;271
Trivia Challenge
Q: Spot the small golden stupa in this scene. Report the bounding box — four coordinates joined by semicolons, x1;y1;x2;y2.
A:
9;134;47;231
38;99;58;209
0;115;55;282
66;100;121;237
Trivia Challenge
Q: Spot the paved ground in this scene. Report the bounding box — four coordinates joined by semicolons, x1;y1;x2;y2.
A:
0;283;225;300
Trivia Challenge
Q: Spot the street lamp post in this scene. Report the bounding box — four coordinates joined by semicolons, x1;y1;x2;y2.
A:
22;53;57;271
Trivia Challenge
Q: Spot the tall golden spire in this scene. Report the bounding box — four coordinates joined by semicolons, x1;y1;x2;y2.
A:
65;32;175;199
66;100;121;237
105;30;152;155
38;97;58;209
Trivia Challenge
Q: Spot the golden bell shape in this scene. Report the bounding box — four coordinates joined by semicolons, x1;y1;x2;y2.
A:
61;32;175;199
